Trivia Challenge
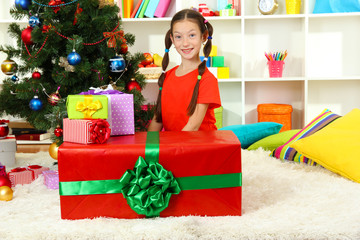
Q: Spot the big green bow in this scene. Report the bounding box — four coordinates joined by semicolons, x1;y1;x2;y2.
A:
119;155;181;217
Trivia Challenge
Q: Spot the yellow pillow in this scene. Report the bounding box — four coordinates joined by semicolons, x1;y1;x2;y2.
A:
291;108;360;183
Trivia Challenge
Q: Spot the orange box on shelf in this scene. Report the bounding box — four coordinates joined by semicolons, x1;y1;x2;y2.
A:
257;104;293;132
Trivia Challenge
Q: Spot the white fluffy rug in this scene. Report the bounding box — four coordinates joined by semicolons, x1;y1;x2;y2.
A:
0;149;359;240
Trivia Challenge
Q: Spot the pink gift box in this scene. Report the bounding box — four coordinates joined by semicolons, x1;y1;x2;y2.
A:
8;167;33;187
8;165;50;187
63;118;99;144
27;165;50;180
106;93;134;136
43;170;59;189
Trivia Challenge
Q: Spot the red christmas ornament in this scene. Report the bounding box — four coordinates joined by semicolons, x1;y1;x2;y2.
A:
48;91;61;106
118;43;128;54
0;120;9;139
127;79;141;92
41;24;51;33
21;26;33;45
32;71;41;79
48;0;64;13
54;127;63;137
0;176;12;188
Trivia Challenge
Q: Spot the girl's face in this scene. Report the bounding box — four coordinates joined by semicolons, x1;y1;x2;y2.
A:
170;19;207;63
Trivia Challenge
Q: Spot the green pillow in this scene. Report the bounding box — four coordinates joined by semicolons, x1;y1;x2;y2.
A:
219;122;283;149
248;129;300;151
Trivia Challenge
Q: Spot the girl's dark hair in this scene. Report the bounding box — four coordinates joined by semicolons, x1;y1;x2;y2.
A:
154;9;213;123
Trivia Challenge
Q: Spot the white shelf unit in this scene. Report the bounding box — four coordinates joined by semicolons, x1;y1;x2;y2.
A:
1;0;360;128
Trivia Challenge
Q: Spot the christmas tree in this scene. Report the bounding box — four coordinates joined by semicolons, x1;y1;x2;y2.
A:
0;0;153;144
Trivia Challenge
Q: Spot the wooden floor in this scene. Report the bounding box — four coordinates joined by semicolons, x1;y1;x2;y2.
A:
17;144;50;153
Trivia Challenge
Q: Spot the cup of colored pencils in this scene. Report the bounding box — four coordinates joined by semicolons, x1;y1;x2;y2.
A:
265;51;287;78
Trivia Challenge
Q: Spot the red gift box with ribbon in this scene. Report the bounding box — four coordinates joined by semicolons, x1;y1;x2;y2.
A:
63;118;111;144
27;165;50;180
8;165;50;187
58;131;242;219
8;167;33;187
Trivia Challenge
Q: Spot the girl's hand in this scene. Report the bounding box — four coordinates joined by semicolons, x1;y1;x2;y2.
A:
182;103;209;131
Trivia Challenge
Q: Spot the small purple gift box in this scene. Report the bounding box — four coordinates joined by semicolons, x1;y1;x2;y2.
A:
79;88;135;136
43;170;59;190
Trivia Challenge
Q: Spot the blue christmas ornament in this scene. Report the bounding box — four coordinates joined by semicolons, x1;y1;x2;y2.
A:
67;50;81;66
29;95;43;111
109;55;126;73
11;75;19;82
15;0;32;10
29;15;41;28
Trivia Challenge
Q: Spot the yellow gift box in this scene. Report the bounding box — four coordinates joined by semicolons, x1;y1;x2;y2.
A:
66;95;108;119
217;67;230;79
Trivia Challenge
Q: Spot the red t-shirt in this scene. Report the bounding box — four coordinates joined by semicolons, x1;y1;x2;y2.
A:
161;66;221;131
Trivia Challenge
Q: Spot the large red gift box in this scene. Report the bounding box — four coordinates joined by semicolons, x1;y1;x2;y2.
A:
58;131;241;219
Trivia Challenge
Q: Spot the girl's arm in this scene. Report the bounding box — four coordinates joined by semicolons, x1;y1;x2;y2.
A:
147;115;163;131
182;103;209;131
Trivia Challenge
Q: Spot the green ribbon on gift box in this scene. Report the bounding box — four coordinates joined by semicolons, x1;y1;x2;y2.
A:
59;132;242;217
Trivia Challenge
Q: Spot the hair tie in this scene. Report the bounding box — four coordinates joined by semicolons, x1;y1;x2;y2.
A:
165;49;169;53
197;75;202;80
162;70;166;73
203;57;208;61
207;36;212;40
204;19;208;24
159;87;162;91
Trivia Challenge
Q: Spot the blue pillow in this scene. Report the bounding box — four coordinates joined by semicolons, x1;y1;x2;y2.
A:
219;122;283;149
330;0;360;12
313;0;333;13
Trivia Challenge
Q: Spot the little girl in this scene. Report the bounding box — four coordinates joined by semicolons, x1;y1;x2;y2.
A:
148;9;221;131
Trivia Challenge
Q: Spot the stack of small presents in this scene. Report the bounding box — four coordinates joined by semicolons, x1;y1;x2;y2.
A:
58;86;242;219
7;165;50;187
201;45;230;79
63;85;135;144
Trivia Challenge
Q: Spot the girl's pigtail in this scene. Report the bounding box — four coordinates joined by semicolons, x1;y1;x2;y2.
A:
186;20;214;116
155;29;172;123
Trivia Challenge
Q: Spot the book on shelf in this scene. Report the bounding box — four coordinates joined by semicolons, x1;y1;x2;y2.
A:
117;0;122;18
144;0;160;18
135;0;146;18
8;121;34;129
131;0;143;18
123;0;134;18
11;128;47;135
15;132;51;141
154;0;171;18
137;0;151;18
